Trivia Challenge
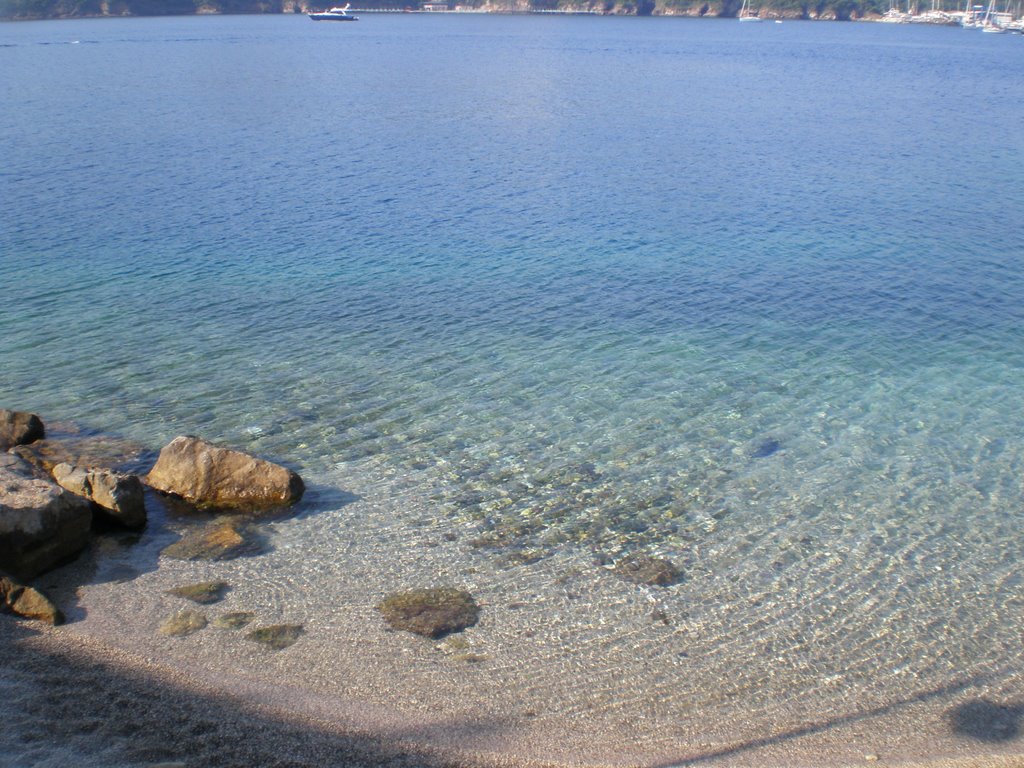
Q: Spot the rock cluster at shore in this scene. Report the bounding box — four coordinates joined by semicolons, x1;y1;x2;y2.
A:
0;407;689;650
0;409;307;628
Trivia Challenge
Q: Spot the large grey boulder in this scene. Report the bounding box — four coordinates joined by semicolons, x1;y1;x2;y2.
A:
0;454;92;580
145;436;304;512
52;462;146;530
0;409;44;451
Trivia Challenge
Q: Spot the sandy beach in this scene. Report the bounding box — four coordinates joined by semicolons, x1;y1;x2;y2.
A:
0;617;567;768
4;614;1024;768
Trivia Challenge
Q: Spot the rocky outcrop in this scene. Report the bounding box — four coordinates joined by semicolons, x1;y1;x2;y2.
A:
145;436;304;512
0;409;44;451
0;454;92;580
52;462;147;529
378;588;480;638
0;572;63;625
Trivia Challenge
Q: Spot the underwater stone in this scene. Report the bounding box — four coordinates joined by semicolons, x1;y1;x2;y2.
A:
378;587;480;638
160;609;207;637
750;438;782;458
11;435;147;475
213;611;256;629
161;518;264;561
165;580;230;605
611;553;681;587
246;624;303;650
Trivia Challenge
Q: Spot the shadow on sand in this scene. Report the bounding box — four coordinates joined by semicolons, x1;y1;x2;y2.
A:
0;617;528;768
948;699;1024;743
654;674;1023;767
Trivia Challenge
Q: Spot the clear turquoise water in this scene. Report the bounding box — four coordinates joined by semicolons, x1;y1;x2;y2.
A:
3;14;1024;762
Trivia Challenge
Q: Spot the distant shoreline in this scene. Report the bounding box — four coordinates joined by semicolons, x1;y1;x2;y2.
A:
0;8;959;22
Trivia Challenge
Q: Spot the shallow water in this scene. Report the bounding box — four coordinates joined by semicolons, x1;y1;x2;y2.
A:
3;13;1024;765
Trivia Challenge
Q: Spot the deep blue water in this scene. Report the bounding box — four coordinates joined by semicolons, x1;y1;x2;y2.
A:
3;15;1024;757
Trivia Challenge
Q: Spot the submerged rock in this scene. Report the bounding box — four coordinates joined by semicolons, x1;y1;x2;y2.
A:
159;609;208;637
161;518;264;561
0;409;44;451
378;588;480;638
611;553;681;587
246;624;303;650
52;462;146;530
0;572;63;625
165;580;230;605
145;435;304;513
0;455;92;580
213;611;256;630
750;438;782;458
11;434;147;475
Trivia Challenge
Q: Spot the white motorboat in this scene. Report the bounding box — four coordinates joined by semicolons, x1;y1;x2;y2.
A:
309;3;358;20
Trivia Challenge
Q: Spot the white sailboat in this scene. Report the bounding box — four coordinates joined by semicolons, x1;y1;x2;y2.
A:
979;0;1007;29
739;0;762;20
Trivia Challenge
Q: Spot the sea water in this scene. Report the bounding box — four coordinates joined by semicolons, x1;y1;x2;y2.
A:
2;13;1024;765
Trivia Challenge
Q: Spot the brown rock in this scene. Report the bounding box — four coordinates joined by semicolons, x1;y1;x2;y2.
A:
213;611;256;629
611;553;681;587
161;518;264;561
0;409;44;451
378;588;480;638
52;462;147;529
11;434;145;475
0;455;92;579
165;580;229;604
145;436;304;513
245;624;303;650
159;609;208;637
0;573;63;625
